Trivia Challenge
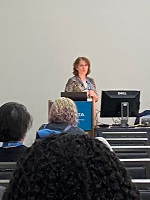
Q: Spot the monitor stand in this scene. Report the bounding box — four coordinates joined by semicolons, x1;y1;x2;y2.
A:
111;102;129;128
120;102;129;127
120;118;128;127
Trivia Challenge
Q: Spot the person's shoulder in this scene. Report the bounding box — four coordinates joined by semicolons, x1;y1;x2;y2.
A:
66;76;78;85
39;124;47;130
87;76;94;82
68;76;76;81
16;145;28;152
69;127;86;134
20;145;28;150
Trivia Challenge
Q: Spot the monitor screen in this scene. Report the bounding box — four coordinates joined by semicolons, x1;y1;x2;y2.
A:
100;90;140;118
61;92;87;101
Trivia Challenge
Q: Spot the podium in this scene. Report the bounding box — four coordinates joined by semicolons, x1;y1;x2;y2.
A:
75;101;94;137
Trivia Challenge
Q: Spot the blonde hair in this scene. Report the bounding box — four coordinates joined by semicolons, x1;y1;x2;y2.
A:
49;97;78;126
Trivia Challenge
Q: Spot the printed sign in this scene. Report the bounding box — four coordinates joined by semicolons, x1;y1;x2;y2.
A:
75;101;92;131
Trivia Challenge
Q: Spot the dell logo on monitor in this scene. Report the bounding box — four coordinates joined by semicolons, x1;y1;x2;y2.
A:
118;92;127;95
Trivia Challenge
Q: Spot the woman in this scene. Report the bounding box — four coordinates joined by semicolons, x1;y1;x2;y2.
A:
36;97;85;139
0;102;32;162
2;134;139;200
65;57;98;102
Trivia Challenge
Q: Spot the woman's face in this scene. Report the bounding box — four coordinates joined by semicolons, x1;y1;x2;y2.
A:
76;60;89;76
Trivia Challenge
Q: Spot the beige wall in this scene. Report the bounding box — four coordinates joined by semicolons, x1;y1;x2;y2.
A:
0;0;150;146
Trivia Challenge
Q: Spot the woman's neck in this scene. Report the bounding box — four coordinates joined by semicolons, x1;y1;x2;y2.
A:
78;74;86;81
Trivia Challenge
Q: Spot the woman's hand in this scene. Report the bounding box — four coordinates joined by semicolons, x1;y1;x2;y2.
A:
83;90;98;102
89;90;98;102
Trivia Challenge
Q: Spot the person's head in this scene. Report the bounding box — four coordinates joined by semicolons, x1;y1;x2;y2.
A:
73;57;91;76
0;102;32;142
3;134;139;200
49;97;78;126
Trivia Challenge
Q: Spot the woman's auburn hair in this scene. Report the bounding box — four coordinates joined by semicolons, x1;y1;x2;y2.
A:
73;57;91;76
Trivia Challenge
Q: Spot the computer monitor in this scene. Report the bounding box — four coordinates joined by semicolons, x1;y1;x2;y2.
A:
100;90;140;127
61;92;87;101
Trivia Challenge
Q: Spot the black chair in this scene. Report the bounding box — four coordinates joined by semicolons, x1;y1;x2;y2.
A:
107;138;149;146
126;166;146;179
132;179;150;190
113;146;150;158
134;110;150;125
0;162;16;180
0;186;6;199
139;189;150;200
116;152;149;159
121;159;150;179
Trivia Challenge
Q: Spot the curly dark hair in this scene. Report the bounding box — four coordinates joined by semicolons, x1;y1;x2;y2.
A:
0;102;32;142
3;134;139;200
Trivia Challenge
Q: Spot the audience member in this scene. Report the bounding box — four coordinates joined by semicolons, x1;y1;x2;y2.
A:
3;134;139;200
0;102;32;162
36;97;85;139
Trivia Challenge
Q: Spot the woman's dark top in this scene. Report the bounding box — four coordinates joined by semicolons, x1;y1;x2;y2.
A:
0;145;27;162
36;122;86;139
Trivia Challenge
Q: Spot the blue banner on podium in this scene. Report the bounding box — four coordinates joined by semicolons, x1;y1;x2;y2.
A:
75;101;92;131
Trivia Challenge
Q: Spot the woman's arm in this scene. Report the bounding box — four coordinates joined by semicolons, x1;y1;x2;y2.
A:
88;77;98;102
65;78;73;92
89;90;98;102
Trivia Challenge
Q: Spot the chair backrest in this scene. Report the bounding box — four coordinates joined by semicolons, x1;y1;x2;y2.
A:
0;186;6;199
120;158;150;179
48;100;53;122
139;189;150;200
0;162;16;180
113;146;150;159
126;166;146;179
95;137;113;151
106;138;149;146
132;179;150;190
134;110;150;125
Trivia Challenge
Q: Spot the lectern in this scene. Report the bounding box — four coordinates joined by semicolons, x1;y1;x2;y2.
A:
74;100;94;137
